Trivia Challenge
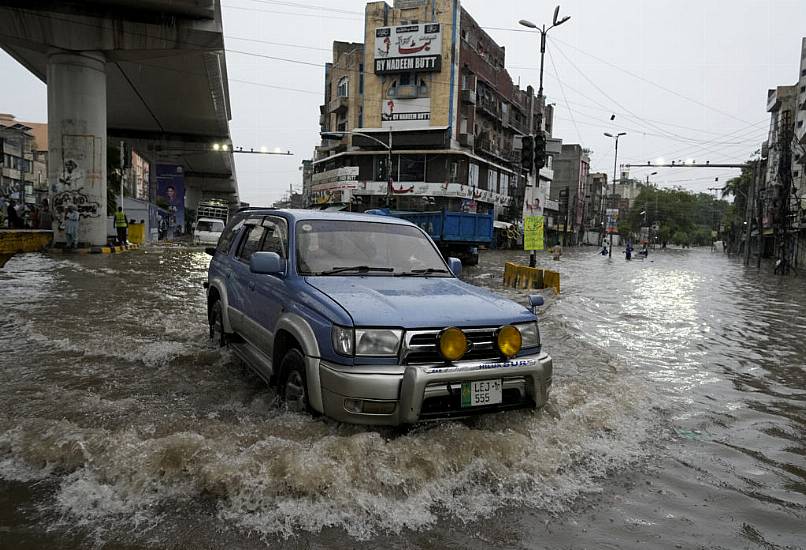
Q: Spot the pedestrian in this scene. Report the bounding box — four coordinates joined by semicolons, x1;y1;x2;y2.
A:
625;242;633;261
552;242;562;261
114;206;128;245
30;206;40;230
65;205;80;248
39;200;53;230
7;200;22;229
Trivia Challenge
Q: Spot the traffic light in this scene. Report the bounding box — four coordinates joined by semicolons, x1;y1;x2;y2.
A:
521;135;535;173
534;130;546;170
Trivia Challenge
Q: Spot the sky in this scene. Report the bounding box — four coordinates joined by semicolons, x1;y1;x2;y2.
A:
1;0;804;206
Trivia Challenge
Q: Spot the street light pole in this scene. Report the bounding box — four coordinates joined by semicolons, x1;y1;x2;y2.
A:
519;7;571;267
604;131;626;258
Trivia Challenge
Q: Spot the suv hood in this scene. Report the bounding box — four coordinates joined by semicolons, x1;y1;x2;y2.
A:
305;276;533;329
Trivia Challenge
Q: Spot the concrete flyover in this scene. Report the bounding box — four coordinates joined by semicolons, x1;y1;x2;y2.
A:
0;0;238;245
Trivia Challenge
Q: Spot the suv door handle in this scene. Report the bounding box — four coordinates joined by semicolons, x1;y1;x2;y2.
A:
249;281;255;291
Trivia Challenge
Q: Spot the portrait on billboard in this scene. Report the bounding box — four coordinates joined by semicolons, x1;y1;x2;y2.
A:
156;164;185;238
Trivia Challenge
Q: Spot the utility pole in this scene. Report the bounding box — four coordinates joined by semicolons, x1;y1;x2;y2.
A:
519;7;571;267
744;161;758;266
604;132;626;257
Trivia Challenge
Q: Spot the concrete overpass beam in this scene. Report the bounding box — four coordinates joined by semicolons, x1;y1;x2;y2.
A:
47;51;108;246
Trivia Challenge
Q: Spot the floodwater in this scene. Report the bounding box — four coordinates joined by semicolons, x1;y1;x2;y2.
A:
0;245;804;549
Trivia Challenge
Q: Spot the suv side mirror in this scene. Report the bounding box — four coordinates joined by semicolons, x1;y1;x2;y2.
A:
528;294;544;313
250;251;284;274
447;257;462;277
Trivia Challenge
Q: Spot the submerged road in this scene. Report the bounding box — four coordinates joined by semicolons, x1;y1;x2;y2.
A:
0;245;804;548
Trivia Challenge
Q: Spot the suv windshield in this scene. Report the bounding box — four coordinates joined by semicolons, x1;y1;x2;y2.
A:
296;220;450;276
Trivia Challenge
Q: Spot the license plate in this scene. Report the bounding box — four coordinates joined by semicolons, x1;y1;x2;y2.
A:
461;379;502;407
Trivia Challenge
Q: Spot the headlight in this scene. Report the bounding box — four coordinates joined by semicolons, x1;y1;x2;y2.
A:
497;325;523;358
438;327;467;362
332;325;354;356
516;321;541;348
355;329;402;356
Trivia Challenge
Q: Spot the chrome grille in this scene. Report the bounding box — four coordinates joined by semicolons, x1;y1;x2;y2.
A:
402;327;503;364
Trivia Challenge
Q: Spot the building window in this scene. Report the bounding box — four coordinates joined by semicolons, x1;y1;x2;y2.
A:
799;120;804;128
399;155;425;181
359;64;364;95
801;86;806;93
337;77;349;98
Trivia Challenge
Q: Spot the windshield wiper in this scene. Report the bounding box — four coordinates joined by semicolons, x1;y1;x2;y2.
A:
395;268;451;277
318;265;395;276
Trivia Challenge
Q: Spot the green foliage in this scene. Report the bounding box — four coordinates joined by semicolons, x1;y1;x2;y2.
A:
623;184;731;247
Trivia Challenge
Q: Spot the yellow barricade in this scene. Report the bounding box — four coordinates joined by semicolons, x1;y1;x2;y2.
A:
543;269;560;294
502;262;560;293
127;223;145;245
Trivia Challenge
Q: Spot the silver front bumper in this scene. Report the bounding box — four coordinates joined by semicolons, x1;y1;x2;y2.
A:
318;352;553;426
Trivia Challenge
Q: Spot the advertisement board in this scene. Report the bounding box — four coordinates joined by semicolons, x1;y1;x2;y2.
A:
382;98;430;129
523;216;545;251
606;208;619;234
156;164;185;237
374;23;442;74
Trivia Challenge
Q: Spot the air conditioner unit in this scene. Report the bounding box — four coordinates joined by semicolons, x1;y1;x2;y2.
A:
459;133;474;147
461;89;476;104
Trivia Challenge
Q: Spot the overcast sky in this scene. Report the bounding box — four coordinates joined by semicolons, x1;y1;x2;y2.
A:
1;0;804;205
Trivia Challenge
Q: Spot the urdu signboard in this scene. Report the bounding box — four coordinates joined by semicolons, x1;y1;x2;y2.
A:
374;23;442;74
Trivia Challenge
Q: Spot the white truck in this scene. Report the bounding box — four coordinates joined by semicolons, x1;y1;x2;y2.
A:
194;200;229;245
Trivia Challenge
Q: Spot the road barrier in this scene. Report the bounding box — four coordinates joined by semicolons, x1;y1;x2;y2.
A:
503;262;560;294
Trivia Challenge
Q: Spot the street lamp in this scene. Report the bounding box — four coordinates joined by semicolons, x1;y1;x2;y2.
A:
519;5;571;267
603;131;626;258
320;130;393;206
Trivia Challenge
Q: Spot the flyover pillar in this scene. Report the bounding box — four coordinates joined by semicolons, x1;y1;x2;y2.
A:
47;51;107;246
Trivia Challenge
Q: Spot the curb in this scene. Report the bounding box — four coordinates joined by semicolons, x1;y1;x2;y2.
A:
50;243;141;255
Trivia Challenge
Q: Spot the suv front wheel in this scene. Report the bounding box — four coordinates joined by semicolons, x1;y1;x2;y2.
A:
209;299;226;347
280;348;310;413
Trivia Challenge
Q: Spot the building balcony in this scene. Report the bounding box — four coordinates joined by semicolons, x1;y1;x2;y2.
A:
328;96;349;113
461;89;476;105
477;97;500;120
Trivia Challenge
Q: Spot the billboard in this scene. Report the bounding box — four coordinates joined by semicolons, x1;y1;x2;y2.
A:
156;164;185;237
374;23;442;74
524;216;545;251
382;98;430;129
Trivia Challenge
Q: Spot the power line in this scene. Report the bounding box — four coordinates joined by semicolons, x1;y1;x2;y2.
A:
546;48;581;144
222;3;361;21
225;35;331;52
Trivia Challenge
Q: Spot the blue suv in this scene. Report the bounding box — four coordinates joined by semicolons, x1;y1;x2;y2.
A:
205;209;552;426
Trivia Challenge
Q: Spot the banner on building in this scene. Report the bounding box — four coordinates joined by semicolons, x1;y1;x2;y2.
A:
374;23;442;74
156;164;185;236
382;98;430;129
523;215;545;251
131;150;150;200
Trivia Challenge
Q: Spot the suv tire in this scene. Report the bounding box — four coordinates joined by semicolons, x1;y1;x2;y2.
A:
280;348;310;413
209;299;227;347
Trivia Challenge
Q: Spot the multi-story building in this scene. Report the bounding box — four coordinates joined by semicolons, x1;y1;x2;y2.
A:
312;0;554;222
0;114;48;206
585;171;607;231
550;144;589;242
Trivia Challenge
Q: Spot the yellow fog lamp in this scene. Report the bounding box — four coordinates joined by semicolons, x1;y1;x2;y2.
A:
438;327;467;362
497;325;522;358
